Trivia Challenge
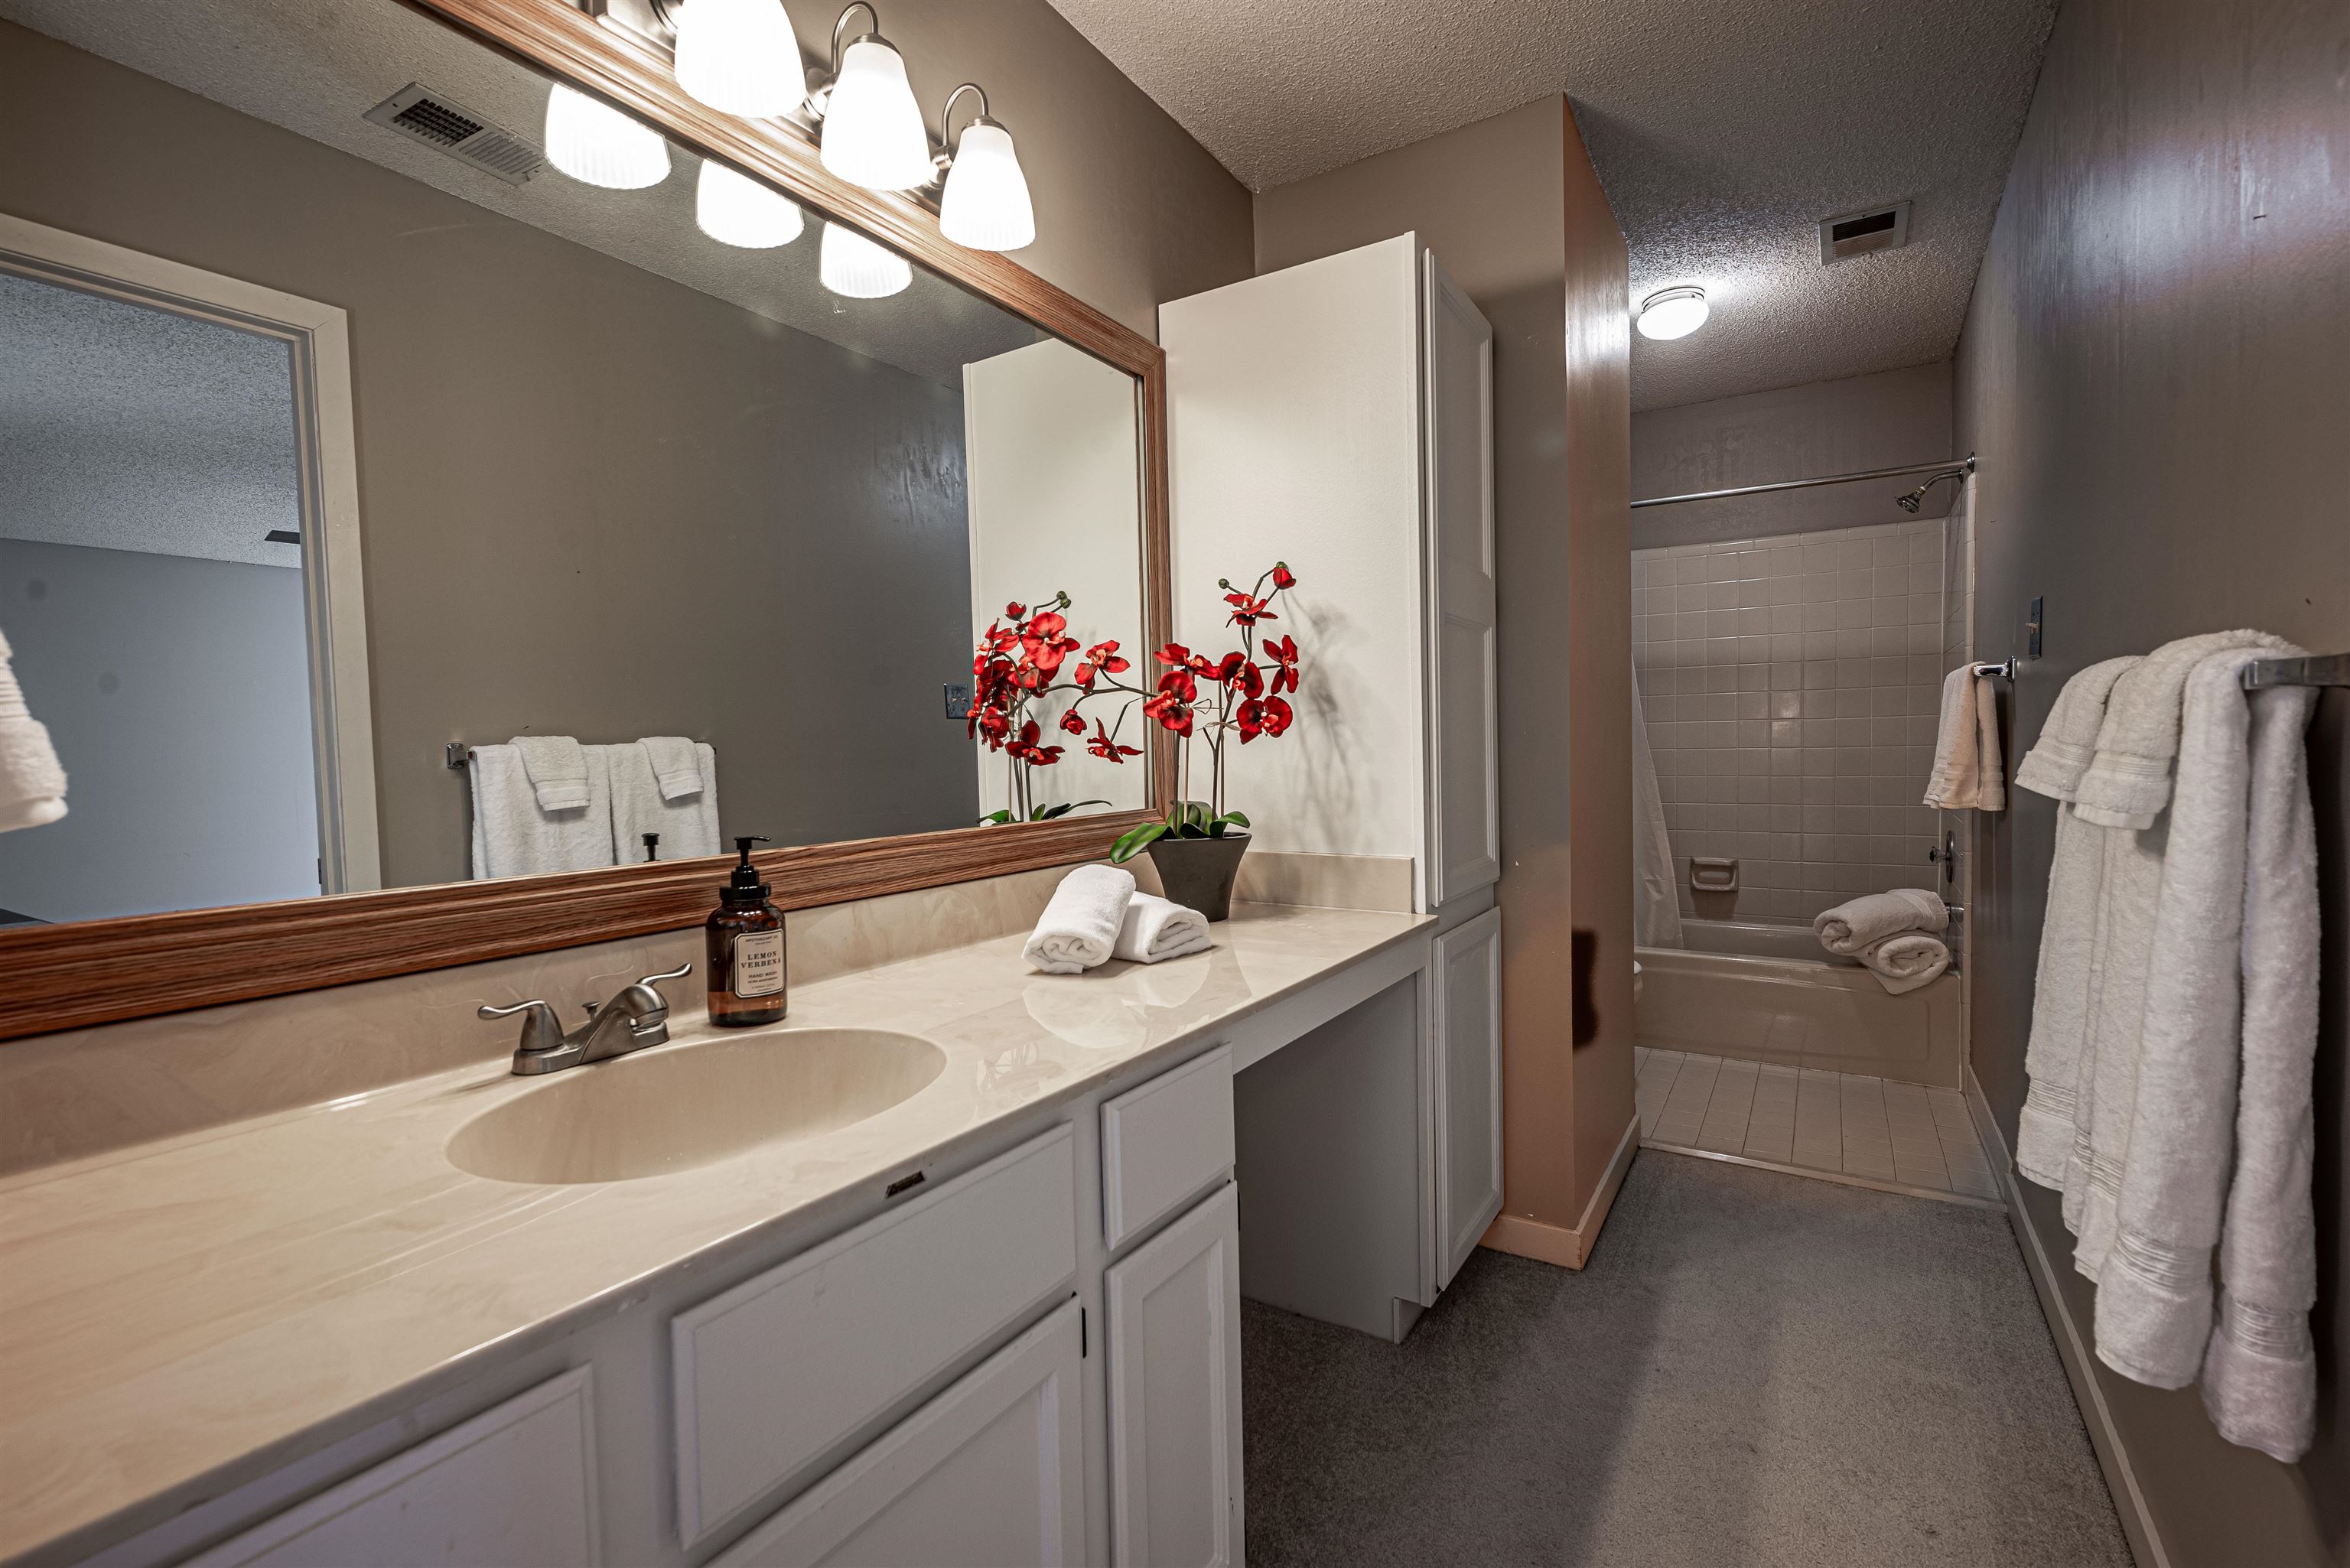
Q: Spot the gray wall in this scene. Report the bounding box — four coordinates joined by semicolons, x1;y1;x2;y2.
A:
1630;362;1954;548
1954;0;2350;1561
5;23;981;886
0;540;318;921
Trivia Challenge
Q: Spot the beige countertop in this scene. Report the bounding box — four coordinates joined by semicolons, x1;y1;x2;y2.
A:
0;902;1428;1564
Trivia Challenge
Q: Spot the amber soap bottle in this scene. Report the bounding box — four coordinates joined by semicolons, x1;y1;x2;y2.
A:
707;835;786;1027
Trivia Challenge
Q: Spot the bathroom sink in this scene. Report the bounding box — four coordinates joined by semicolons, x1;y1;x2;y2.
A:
446;1028;946;1184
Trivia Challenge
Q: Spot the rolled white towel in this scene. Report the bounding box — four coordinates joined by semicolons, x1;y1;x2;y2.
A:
1022;864;1136;974
1814;888;1946;955
1859;932;1950;996
509;734;591;812
1113;893;1212;965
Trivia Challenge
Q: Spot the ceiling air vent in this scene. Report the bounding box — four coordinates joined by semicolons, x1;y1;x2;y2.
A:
364;83;545;187
1818;202;1910;265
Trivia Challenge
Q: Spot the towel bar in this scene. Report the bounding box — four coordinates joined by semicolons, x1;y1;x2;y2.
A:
2241;652;2349;690
1971;659;2013;681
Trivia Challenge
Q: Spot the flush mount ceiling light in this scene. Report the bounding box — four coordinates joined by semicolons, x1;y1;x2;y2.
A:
935;84;1033;251
1636;285;1709;341
669;0;799;119
809;4;933;192
544;83;669;189
696;158;805;248
820;220;911;298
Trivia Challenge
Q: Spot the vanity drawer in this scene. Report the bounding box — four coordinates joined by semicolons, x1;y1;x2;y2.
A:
1101;1046;1234;1251
671;1125;1076;1547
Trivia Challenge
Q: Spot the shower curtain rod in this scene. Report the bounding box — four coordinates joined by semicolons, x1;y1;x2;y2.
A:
1631;455;1974;509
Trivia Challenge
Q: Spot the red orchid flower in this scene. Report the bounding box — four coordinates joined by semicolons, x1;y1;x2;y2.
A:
1234;659;1265;698
1271;564;1297;590
1256;695;1294;737
1213;651;1247;684
1154;642;1193;669
1154;668;1197;704
1020;610;1079;675
1236;698;1265;741
1085;640;1130;675
1265;634;1300;695
1004;601;1026;620
1087;722;1142;763
1224;591;1275;627
1059;708;1086;736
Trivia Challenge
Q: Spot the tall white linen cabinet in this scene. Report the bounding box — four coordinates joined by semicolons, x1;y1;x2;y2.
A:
1163;232;1506;1300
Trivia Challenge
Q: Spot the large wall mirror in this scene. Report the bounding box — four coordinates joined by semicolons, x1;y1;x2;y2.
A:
0;0;1168;1036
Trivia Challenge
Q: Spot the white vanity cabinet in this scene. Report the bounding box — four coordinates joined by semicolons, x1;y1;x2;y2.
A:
1163;232;1499;919
1432;906;1505;1284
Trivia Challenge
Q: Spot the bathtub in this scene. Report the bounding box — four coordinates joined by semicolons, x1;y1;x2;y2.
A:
1633;919;1961;1088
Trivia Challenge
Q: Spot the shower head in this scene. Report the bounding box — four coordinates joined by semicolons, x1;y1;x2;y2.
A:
1896;466;1969;514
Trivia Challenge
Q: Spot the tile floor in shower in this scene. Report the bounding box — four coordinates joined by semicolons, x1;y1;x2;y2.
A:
1634;1047;2002;1205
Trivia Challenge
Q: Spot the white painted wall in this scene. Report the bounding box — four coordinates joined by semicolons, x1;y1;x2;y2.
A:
1161;235;1427;872
963;338;1148;819
0;538;319;922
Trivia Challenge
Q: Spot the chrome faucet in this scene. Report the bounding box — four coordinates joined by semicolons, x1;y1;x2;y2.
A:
478;961;695;1076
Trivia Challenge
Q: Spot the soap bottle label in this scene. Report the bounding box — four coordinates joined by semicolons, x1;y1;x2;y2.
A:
732;929;785;998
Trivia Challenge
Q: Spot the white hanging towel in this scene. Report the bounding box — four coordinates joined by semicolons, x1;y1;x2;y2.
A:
1022;864;1136;974
509;734;591;812
1857;931;1950;995
1922;665;2005;811
1814;887;1945;955
2091;646;2285;1387
2202;665;2321;1460
638;735;706;802
606;740;721;861
0;627;66;834
467;743;616;878
2072;630;2287;830
1112;893;1212;964
2013;656;2140;1187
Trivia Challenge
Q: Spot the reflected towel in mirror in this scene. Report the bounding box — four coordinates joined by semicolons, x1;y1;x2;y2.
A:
0;627;66;834
467;743;615;877
605;741;720;860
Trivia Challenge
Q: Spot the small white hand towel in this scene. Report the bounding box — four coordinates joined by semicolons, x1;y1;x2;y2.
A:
467;743;616;878
638;735;705;802
604;742;721;861
2013;656;2140;1186
1922;666;2005;810
509;734;591;812
2201;669;2321;1460
2073;631;2286;830
1814;888;1946;955
1113;893;1212;965
1858;932;1949;995
0;627;67;834
1022;864;1136;974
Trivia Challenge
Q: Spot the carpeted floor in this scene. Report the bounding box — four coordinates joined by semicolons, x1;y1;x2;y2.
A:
1241;1149;2132;1567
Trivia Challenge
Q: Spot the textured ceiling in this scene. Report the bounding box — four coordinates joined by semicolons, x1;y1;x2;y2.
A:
0;0;1039;387
0;273;302;568
1047;0;2058;410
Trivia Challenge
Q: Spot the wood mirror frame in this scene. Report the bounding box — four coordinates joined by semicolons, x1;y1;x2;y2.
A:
0;0;1173;1042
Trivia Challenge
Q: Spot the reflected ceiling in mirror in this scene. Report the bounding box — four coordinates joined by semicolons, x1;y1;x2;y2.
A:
0;0;1150;930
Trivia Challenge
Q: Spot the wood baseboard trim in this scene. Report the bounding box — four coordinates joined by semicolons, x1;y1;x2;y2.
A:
1964;1069;2169;1568
1479;1111;1641;1270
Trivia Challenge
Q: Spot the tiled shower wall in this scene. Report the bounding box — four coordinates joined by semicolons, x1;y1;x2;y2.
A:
1631;518;1948;925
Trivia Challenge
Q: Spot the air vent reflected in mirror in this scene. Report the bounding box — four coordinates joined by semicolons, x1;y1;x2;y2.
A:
1818;201;1910;265
364;83;545;187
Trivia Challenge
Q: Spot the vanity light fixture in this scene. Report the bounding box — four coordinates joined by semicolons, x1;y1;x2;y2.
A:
809;4;933;192
696;158;805;248
935;84;1033;251
544;83;670;189
820;220;912;298
670;0;801;119
1636;285;1709;341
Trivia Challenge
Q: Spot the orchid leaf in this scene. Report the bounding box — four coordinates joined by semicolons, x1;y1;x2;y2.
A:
1109;821;1168;863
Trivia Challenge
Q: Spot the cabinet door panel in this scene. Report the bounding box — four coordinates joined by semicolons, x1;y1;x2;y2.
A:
712;1303;1084;1568
185;1368;598;1568
1423;252;1499;905
1105;1183;1243;1568
1434;907;1504;1287
1101;1044;1234;1251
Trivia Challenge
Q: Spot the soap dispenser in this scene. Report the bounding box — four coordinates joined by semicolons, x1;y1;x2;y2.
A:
707;836;786;1027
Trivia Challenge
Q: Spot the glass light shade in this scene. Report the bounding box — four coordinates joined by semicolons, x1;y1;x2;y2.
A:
696;160;805;248
820;220;911;298
819;37;934;191
939;122;1035;251
1636;286;1709;340
544;84;670;190
673;0;799;117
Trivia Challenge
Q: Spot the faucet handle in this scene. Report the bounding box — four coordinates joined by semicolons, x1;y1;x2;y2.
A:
478;999;565;1056
638;961;694;988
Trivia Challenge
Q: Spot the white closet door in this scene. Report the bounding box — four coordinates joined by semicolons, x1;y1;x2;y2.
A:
1422;251;1499;905
711;1303;1085;1568
1105;1183;1244;1568
1433;906;1504;1287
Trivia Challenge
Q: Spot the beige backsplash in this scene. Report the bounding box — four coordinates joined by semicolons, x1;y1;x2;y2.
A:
0;852;1409;1178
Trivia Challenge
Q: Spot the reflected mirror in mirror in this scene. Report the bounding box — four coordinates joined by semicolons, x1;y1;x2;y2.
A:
0;0;1148;928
